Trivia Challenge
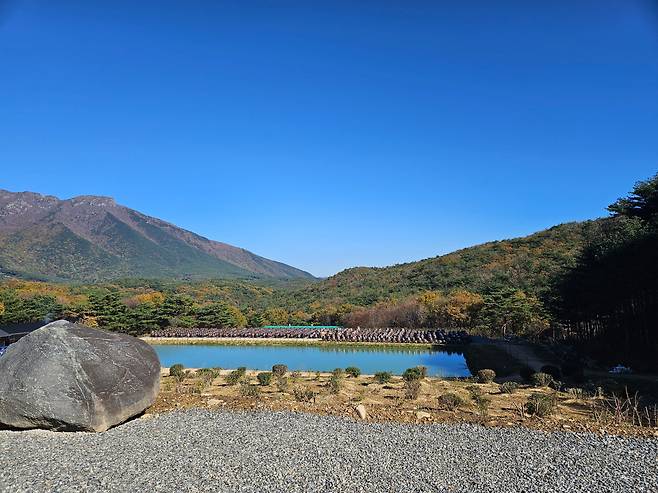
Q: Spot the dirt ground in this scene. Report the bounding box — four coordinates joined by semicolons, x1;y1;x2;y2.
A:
147;368;658;438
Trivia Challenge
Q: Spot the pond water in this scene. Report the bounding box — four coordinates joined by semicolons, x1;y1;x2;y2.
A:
152;344;471;377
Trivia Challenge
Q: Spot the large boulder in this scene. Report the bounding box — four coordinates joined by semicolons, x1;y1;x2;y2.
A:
0;320;160;432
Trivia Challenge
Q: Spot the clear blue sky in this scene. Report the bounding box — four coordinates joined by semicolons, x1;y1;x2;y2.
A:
1;1;657;277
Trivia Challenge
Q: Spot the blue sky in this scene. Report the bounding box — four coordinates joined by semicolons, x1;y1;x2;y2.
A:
1;1;657;277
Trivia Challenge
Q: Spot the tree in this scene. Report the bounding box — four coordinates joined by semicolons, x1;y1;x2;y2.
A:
554;173;658;370
263;307;289;325
196;302;246;328
480;288;548;337
607;173;658;224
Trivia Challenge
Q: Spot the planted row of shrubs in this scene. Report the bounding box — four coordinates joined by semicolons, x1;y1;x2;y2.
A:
169;362;559;418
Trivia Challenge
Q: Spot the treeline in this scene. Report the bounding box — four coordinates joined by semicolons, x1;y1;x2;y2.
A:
552;173;658;371
0;278;547;337
343;289;547;336
0;279;353;335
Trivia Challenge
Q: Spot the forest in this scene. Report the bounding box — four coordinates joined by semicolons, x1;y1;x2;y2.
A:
1;173;656;370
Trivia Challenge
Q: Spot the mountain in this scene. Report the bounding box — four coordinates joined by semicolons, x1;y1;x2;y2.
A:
0;190;314;282
280;219;607;308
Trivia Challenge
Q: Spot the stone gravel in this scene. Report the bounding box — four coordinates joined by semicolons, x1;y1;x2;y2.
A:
1;409;657;493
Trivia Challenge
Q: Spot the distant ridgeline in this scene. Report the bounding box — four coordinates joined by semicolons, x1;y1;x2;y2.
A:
0;173;656;370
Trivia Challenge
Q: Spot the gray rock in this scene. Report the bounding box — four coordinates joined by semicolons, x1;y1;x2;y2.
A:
0;320;160;432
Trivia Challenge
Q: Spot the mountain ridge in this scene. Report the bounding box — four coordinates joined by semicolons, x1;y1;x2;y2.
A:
0;189;314;282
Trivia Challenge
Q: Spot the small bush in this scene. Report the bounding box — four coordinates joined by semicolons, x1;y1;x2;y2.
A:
500;381;519;394
291;371;302;382
276;376;289;392
272;364;288;377
466;384;484;399
240;382;260;398
403;367;426;382
477;369;496;384
438;392;464;411
169;364;185;378
293;387;315;402
540;365;562;381
190;380;205;394
345;366;361;378
526;393;556;417
225;369;244;385
531;372;554;388
374;372;392;384
198;367;221;379
257;372;273;386
332;368;345;378
404;379;422;400
315;371;321;380
197;368;220;387
520;365;535;382
328;374;342;394
473;394;491;419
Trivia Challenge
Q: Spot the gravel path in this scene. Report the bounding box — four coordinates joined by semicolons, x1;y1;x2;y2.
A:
1;409;657;492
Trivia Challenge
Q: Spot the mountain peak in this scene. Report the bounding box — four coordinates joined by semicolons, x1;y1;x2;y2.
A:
0;189;313;282
66;195;117;207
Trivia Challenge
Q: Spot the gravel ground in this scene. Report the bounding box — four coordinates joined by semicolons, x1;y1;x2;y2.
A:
1;409;657;493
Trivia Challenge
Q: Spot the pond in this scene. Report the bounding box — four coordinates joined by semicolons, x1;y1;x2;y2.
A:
152;343;471;377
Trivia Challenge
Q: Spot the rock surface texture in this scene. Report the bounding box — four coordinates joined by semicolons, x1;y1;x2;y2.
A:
0;320;160;432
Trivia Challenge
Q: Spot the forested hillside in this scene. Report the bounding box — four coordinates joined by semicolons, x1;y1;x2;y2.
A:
282;220;603;308
0;219;599;335
2;173;656;371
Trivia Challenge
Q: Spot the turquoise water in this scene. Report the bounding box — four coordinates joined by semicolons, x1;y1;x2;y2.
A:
152;344;471;377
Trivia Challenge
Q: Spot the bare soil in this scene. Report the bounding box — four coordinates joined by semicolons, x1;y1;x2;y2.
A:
148;369;658;438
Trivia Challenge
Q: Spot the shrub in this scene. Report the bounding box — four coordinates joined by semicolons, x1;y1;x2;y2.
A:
540;365;562;381
190;380;205;394
404;379;422;400
526;393;556;417
315;371;321;380
520;365;535;382
374;372;392;384
473;394;491;419
272;364;288;377
169;364;185;378
291;371;302;382
198;367;221;379
328;374;342;394
531;372;554;388
257;372;273;386
236;366;247;376
225;369;244;385
276;376;289;392
500;381;519;394
345;366;361;378
438;392;464;411
240;382;260;398
197;368;220;387
293;387;315;402
403;367;426;382
477;369;496;384
332;368;345;378
466;384;484;399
